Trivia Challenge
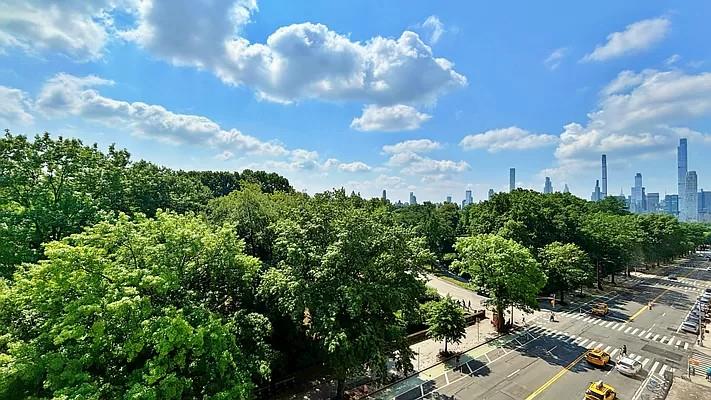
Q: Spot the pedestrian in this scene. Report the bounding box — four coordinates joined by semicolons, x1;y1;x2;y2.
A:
648;302;652;310
468;300;471;309
549;312;555;322
622;345;627;356
522;316;526;326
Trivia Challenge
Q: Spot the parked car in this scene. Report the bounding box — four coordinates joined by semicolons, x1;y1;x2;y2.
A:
681;320;699;334
616;357;643;376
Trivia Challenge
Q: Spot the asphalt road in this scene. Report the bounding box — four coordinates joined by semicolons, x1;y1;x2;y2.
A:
424;252;711;400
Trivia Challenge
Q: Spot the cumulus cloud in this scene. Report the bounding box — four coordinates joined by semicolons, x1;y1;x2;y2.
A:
0;0;129;61
382;139;442;154
35;73;288;156
582;17;670;62
544;47;567;70
554;69;711;163
124;1;466;105
387;151;469;175
421;15;445;45
460;126;558;152
214;150;235;161
338;161;371;172
351;104;431;132
0;85;34;124
665;54;680;66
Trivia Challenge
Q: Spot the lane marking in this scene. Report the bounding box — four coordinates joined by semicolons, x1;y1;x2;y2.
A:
650;361;659;374
507;368;521;378
628;267;696;322
524;351;587;400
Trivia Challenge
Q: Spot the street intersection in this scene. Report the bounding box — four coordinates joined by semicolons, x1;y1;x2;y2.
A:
375;252;711;400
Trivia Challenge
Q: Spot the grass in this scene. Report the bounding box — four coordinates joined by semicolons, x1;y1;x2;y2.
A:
434;273;476;292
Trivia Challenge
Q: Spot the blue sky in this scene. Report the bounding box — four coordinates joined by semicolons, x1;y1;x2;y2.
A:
1;1;710;203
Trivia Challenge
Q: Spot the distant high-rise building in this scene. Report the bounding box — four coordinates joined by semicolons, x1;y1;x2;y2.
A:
509;168;516;192
409;192;417;205
631;173;644;213
544;177;553;194
446;195;452;203
646;192;659;212
488;188;495;200
664;194;679;217
684;171;698;221
465;190;473;205
381;189;387;201
601;154;608;198
678;138;688;219
591;180;602;201
563;184;570;194
699;189;711;222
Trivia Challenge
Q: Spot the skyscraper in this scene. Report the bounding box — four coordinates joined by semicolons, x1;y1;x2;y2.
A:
544;177;553;194
446;195;452;203
465;190;473;205
601;154;608;199
664;194;679;217
631;173;643;213
591;180;602;201
381;189;387;201
488;188;495;199
685;171;698;221
563;184;570;194
409;192;417;205
646;193;660;212
699;189;711;222
509;168;516;192
678;138;687;219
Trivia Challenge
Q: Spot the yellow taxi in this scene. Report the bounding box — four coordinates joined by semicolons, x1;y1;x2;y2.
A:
584;380;616;400
591;302;609;316
585;348;610;367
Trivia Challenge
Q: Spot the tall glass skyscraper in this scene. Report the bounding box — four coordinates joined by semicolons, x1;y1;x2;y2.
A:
685;171;698;221
678;138;687;219
544;177;553;194
509;168;515;192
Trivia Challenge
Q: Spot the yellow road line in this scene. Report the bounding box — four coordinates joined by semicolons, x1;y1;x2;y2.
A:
524;351;587;400
628;267;696;322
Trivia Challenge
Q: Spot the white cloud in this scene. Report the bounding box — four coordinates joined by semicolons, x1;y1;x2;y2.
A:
0;0;128;61
382;139;442;154
387;151;469;175
582;17;670;62
214;150;234;161
338;161;371;172
460;126;558;152
125;2;466;105
0;85;34;124
351;104;431;132
665;54;680;66
544;47;567;70
421;15;445;45
35;73;288;156
554;69;711;164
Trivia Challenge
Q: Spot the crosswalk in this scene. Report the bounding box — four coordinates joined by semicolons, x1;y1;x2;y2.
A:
553;311;693;350
525;324;676;376
690;351;711;374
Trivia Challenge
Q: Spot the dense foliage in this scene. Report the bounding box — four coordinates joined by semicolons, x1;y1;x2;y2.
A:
2;133;710;397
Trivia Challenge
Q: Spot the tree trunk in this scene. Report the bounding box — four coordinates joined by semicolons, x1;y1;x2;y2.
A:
444;339;448;354
610;270;615;284
559;290;565;304
596;260;603;290
335;378;345;400
496;306;505;332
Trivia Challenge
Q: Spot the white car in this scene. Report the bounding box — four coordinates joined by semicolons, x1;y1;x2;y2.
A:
681;321;699;334
616;357;643;376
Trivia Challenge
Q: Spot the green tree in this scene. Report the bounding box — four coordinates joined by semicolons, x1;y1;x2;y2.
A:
453;234;546;332
259;195;431;399
0;212;270;399
538;242;592;303
426;296;466;354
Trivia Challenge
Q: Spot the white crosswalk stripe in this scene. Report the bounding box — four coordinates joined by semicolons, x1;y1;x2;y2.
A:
661;336;668;343
650;361;660;374
578;338;589;346
684;343;689;350
624;327;633;334
610;348;619;358
645;332;653;339
586;341;596;349
617;324;625;331
634;355;642;362
653;334;660;341
603;345;612;353
675;339;682;346
659;365;668;375
666;336;675;345
604;321;614;328
638;330;646;337
641;358;650;367
631;328;639;335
